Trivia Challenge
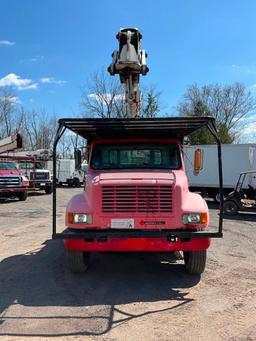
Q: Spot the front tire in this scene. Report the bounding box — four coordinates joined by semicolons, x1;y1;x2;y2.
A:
223;200;238;215
45;185;53;194
17;191;28;201
67;250;90;273
183;250;207;275
72;177;81;188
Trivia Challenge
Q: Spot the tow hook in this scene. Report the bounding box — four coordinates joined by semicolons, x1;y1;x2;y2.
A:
167;235;178;242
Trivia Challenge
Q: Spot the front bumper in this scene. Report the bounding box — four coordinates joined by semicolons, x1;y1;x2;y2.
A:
56;228;222;252
0;187;29;194
31;181;52;188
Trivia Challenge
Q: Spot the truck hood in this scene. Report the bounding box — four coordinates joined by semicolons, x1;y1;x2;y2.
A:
93;170;176;184
0;170;21;176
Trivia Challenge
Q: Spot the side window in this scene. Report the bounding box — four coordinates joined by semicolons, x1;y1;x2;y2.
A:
169;147;179;168
92;149;102;169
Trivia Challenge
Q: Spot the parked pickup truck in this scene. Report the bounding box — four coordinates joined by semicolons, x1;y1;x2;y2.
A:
0;160;29;201
52;117;223;276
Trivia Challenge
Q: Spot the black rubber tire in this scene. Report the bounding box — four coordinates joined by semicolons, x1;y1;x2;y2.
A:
17;191;28;201
183;250;207;275
72;178;81;188
223;200;238;215
67;250;90;273
45;185;53;194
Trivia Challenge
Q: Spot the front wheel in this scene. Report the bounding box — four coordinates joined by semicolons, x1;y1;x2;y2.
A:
17;191;28;201
223;200;238;215
67;250;90;273
45;185;53;194
72;178;81;188
183;250;207;275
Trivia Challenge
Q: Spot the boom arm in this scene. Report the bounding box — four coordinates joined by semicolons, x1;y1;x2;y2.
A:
108;28;149;117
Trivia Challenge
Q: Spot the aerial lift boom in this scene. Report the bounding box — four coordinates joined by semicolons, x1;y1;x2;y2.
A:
108;28;149;117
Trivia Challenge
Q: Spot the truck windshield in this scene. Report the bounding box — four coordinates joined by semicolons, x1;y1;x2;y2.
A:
18;161;43;169
0;162;18;170
91;143;181;170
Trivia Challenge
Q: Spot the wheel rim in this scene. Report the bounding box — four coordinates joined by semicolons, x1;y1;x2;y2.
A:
215;193;220;203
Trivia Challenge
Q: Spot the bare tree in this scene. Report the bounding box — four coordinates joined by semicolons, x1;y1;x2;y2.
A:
81;69;126;118
21;109;57;150
81;69;161;118
0;87;23;138
177;83;256;143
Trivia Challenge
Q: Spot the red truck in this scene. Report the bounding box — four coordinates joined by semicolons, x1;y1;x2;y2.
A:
52;117;223;275
0;157;30;201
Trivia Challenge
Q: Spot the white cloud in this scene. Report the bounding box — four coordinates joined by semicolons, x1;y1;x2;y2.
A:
40;77;66;85
88;93;125;103
19;55;44;63
231;64;256;75
0;95;21;104
240;122;256;135
238;121;256;143
0;40;15;46
30;55;44;62
0;73;38;90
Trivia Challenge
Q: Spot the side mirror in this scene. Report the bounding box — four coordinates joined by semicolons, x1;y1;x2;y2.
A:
74;148;82;170
194;148;203;175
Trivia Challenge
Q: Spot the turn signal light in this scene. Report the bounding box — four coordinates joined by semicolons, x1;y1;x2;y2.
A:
201;212;208;224
67;212;74;224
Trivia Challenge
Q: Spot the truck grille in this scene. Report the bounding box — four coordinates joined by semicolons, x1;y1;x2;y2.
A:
0;176;21;187
102;185;173;213
30;172;49;180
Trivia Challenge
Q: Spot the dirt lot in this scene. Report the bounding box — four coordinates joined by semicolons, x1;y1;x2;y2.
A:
0;188;256;341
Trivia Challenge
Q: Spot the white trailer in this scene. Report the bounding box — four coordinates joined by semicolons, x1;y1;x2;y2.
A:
184;144;256;202
47;159;87;187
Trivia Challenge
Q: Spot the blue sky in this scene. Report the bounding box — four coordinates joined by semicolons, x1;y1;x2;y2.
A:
0;0;256;140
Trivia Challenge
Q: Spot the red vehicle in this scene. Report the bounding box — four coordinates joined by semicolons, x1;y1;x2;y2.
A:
52;117;223;275
0;157;30;201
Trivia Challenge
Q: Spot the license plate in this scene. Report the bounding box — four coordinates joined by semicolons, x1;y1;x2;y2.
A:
40;183;46;186
111;219;134;229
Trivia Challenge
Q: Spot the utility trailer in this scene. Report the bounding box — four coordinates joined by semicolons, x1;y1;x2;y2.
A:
184;144;256;202
52;117;223;276
47;159;87;187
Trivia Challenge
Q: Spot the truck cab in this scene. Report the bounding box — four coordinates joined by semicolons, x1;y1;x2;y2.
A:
0;160;29;201
52;117;223;276
18;160;53;194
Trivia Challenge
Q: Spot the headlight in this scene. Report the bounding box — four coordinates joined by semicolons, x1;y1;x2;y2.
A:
183;213;208;225
22;176;29;186
68;213;93;224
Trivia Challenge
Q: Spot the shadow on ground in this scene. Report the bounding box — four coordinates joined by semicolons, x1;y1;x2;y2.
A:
0;240;199;337
0;191;47;204
0;197;19;204
223;211;256;222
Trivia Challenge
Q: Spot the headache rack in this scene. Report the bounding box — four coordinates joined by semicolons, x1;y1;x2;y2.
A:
52;117;223;240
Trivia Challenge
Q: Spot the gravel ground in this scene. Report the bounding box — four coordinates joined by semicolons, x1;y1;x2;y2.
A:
0;188;256;341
